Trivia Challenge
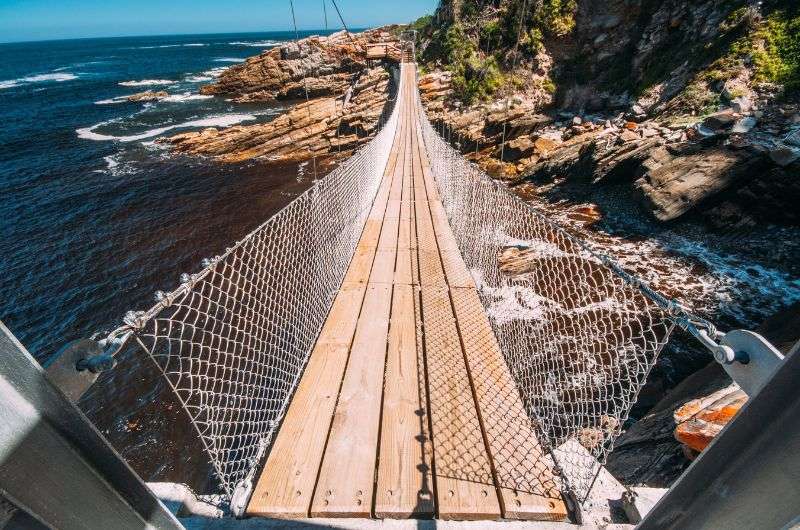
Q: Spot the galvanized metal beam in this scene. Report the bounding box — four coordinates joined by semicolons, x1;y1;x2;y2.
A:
0;320;183;530
638;341;800;530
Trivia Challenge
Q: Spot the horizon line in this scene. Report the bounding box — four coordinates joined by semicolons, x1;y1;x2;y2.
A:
0;25;380;46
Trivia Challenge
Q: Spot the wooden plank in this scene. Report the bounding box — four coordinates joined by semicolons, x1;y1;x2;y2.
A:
449;288;568;521
394;249;414;286
343;247;377;285
311;283;393;517
378;200;401;250
417;287;501;520
375;284;435;518
247;284;367;517
370;250;397;285
439;250;474;289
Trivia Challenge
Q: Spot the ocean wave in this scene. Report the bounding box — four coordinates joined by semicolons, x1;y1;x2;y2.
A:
228;40;282;47
95;96;130;105
213;58;246;63
184;74;214;83
76;113;258;142
0;72;78;90
161;93;214;102
136;43;209;49
118;79;174;87
203;67;228;78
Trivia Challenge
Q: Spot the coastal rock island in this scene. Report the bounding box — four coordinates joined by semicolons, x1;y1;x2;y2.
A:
164;29;400;165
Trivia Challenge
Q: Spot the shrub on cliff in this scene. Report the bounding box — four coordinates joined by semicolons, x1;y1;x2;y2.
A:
751;8;800;93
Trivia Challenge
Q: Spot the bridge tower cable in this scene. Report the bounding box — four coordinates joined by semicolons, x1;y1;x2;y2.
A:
289;0;319;181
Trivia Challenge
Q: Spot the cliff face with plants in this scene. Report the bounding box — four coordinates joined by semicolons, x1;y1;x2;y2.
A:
414;0;800;229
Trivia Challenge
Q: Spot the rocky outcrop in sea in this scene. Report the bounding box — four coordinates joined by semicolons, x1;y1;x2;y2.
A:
163;28;401;164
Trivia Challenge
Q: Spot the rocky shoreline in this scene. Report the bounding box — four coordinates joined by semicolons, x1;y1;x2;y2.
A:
161;28;400;165
419;70;800;231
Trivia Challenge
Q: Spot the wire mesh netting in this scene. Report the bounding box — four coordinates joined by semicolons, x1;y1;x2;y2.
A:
120;77;402;499
108;58;678;507
414;90;675;500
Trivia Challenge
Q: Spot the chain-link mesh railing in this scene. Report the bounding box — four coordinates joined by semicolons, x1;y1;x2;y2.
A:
109;74;402;501
102;57;682;507
414;89;675;500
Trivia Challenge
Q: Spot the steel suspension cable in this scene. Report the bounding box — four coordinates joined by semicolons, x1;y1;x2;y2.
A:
289;0;319;180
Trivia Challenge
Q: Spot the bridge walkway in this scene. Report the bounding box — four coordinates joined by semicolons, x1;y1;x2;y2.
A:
246;64;567;522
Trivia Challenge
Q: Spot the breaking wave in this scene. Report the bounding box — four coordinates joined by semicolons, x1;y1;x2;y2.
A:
76;113;258;142
185;74;214;83
161;93;214;103
118;79;174;87
228;40;282;47
0;72;78;90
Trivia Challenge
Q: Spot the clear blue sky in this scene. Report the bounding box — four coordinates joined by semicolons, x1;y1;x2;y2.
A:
0;0;438;43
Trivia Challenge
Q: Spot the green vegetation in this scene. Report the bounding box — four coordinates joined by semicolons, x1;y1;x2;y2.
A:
520;27;544;55
442;24;505;104
750;9;800;92
407;14;433;34
680;82;722;115
701;6;800;97
410;0;580;102
536;0;578;37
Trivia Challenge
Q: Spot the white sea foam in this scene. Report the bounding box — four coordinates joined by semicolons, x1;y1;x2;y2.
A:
0;72;78;89
118;79;174;87
184;74;214;83
203;67;228;78
228;40;282;47
24;73;78;83
214;57;246;63
77;113;258;142
95;96;130;105
161;93;214;103
136;43;208;49
104;154;119;169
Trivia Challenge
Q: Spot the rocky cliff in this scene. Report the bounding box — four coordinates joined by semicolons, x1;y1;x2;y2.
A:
414;0;800;489
163;28;400;164
415;0;800;229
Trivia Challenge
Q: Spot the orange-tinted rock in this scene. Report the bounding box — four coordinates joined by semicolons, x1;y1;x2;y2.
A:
534;136;558;155
165;67;390;164
673;384;747;452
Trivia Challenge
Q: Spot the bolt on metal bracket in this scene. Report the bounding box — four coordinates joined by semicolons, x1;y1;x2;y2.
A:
719;329;784;397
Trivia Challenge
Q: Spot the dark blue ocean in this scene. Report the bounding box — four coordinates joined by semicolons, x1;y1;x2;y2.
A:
0;31;343;489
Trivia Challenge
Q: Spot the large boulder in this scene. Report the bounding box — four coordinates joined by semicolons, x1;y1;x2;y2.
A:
634;145;767;221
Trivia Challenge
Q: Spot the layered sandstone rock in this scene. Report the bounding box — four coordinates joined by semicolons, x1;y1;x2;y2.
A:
673;383;747;456
165;28;400;164
165;67;392;163
200;28;399;103
421;83;800;229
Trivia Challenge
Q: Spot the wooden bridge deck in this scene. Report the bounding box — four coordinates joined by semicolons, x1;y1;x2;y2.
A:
247;65;568;522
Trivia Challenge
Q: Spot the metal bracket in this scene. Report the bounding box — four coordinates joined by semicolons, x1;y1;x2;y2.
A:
719;330;784;396
43;338;105;402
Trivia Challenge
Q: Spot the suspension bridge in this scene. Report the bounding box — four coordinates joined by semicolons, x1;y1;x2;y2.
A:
1;33;795;530
92;53;701;520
